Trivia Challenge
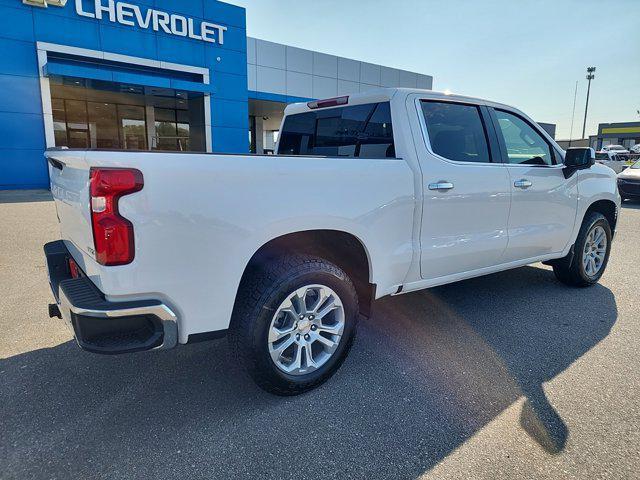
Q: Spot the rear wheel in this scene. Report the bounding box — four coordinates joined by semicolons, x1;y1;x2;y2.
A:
553;212;612;287
230;254;358;396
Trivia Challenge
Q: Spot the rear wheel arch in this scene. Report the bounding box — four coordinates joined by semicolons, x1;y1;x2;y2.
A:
236;230;375;318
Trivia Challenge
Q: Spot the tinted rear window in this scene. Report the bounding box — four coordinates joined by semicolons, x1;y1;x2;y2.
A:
421;101;491;163
278;102;395;158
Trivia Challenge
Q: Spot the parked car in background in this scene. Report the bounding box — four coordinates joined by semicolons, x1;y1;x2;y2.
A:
618;159;640;201
630;144;640;154
44;89;621;395
595;151;627;173
602;144;630;155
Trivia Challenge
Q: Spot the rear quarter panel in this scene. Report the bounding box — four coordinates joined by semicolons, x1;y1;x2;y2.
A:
76;151;415;342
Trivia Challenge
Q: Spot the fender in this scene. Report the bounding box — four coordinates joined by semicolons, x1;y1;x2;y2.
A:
561;165;620;256
231;208;413;305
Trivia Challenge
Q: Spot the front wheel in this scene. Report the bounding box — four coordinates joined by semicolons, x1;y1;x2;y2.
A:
229;254;359;396
553;212;612;287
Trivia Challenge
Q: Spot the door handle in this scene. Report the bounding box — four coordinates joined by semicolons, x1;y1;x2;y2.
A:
428;181;454;191
514;179;533;189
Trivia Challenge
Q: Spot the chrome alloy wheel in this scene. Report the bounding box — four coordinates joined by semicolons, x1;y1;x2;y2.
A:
268;284;345;376
583;225;607;277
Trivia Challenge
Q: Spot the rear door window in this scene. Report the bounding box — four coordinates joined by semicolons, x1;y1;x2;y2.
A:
420;101;492;163
278;102;395;158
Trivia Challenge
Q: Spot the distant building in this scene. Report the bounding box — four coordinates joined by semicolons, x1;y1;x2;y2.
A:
1;0;433;189
556;121;640;151
590;122;640;150
537;122;556;139
556;138;589;150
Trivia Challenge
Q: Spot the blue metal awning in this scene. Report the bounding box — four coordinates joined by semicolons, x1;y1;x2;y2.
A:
43;56;215;94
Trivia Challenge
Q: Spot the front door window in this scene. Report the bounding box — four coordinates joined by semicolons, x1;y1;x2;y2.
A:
493;110;555;166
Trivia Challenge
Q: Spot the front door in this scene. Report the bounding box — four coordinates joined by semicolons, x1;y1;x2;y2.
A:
490;108;578;262
417;99;511;280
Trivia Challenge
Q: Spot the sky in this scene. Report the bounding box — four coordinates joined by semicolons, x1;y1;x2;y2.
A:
227;0;640;140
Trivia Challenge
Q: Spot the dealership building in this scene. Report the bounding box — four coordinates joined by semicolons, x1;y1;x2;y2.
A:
589;122;640;151
0;0;433;189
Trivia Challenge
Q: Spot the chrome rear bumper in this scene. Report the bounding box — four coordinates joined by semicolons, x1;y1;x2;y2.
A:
44;240;178;354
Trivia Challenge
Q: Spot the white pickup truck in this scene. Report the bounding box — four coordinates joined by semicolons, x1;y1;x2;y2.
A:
45;88;620;395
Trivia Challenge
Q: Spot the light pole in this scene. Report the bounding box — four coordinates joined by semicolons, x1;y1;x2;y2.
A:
581;67;596;140
569;80;578;147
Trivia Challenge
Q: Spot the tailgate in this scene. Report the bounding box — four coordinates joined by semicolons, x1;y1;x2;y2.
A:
46;150;95;263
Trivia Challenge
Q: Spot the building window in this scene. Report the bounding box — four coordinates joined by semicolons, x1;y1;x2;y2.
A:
154;108;190;151
49;77;205;152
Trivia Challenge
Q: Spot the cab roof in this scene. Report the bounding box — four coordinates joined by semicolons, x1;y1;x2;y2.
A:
283;87;509;116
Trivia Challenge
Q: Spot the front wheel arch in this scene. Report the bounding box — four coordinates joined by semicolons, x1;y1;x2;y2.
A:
553;211;612;287
584;199;618;235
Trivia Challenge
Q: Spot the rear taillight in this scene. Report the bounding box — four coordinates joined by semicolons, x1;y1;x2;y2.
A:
307;96;349;109
89;168;143;266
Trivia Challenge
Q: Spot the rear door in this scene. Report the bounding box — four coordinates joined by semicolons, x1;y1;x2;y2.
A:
416;98;511;280
488;108;577;261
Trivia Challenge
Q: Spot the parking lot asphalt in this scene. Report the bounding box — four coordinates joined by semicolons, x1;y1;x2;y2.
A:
1;190;638;480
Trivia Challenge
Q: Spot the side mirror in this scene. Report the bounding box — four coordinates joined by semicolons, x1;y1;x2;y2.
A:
563;147;595;178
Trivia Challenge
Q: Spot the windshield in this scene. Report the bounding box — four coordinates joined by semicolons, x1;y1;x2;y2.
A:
632;160;640;169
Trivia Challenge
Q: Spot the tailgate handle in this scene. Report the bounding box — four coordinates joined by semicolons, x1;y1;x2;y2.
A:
48;158;64;170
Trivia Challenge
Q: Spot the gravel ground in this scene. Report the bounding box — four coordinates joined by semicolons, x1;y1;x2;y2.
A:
1;190;638;480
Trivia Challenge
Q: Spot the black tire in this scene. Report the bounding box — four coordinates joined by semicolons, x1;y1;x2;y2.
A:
229;254;359;396
553;212;612;287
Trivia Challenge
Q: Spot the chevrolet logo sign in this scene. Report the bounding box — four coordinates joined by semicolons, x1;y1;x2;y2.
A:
23;0;67;7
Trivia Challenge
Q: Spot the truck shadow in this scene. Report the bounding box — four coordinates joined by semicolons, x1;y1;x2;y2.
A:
621;199;640;210
0;189;52;204
0;265;617;479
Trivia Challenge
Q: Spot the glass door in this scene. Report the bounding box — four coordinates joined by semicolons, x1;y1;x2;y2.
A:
87;102;119;149
64;100;90;148
118;105;147;150
154;107;191;151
